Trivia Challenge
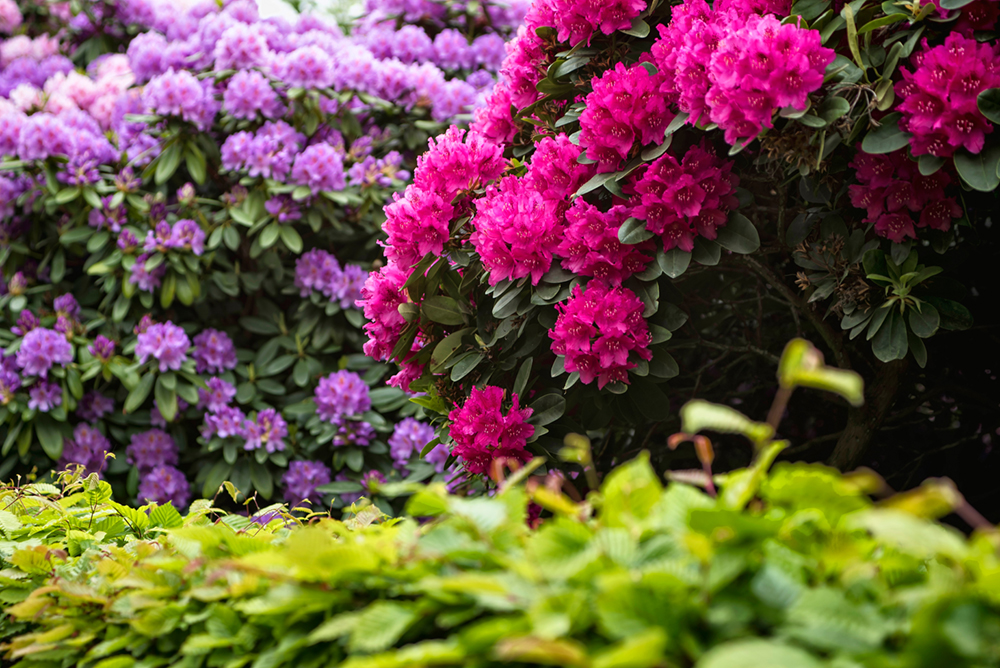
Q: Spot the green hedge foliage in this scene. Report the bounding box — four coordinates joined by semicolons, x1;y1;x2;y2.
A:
2;447;1000;668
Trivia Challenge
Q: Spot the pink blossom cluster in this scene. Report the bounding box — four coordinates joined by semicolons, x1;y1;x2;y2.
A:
628;142;741;253
550;281;652;389
580;62;675;172
358;263;410;362
650;0;833;145
929;0;1000;35
544;0;647;46
0;0;21;35
142;68;220;131
895;34;1000;158
848;149;962;243
470;176;565;285
559;201;653;286
448;386;534;475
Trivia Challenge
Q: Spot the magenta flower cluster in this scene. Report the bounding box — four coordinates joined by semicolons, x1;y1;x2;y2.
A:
550;281;652;389
849;149;962;243
649;0;834;145
448;386;534;475
135;321;190;372
896;34;1000;158
628;142;741;253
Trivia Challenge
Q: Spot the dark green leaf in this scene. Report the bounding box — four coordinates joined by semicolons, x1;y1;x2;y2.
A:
124;373;155;413
715;213;760;254
871;308;908;362
618;217;655;245
658;249;692;279
528;393;566;427
908;303;940;338
423;296;466;326
978;88;1000;124
861;112;912;154
953;144;1000;192
36;415;64;461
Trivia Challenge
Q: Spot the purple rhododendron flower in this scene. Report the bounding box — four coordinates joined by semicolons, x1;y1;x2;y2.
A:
243;408;288;453
192;328;237;374
388;417;435;468
136;321;190;372
283;460;331;506
314;370;371;423
59;424;112;476
139;465;191;507
16;328;73;378
127;428;178;472
28;380;62;412
198;376;237;413
89;335;116;362
76;391;114;422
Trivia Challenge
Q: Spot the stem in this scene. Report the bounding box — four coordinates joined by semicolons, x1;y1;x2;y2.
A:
766;386;794;432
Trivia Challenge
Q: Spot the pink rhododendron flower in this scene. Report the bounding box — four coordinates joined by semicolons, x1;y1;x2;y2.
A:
448;385;534;475
559;201;653;286
550;280;652;389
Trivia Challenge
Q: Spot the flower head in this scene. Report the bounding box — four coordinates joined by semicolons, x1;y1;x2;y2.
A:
127;428;178;473
139;465;191;507
315;370;371;423
16;328;73;378
135;321;191;372
28;380;62;412
448;386;534;475
59;424;111;476
192;329;237;374
389;417;436;468
283;460;331;506
243;408;288;453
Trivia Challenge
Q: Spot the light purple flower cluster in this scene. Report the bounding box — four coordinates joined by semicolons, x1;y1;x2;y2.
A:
135;321;191;372
142;219;206;255
192;329;238;374
283;459;331;506
202;405;246;439
28;380;62;412
347;151;409;189
127;428;179;472
294;249;367;309
244;408;288;453
130;252;167;292
142;68;220;131
314;370;371;423
16;328;73;378
332;420;377;447
198;376;237;412
0;355;20;404
59;424;112;477
388;417;436;468
290;142;346;194
222;69;284;120
76;391;115;422
138;465;191;507
88;335;116;363
221;120;304;181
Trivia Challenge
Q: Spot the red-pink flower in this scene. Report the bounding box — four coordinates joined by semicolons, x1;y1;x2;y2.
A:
358;263;410;362
448;386;534;475
471;176;565;285
382;185;454;270
558;201;653;286
415;126;506;201
550;280;652;389
896;33;1000;158
547;0;647;46
526;134;596;202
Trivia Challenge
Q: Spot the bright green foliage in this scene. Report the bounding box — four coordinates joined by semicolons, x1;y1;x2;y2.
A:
3;448;1000;667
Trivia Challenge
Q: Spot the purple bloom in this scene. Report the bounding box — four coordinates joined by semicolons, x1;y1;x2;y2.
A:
11;310;38;336
264;196;301;222
425;441;452;474
139;465;191;507
117;229;139;252
471;33;507;71
135;314;155;334
291;143;346;194
243;408;288;453
223;69;284;120
53;294;80;318
28;380;62;412
75;391;114;422
362;469;386;494
16;328;73;378
198;377;237;412
135;321;191;372
53;316;74;337
16;114;73;161
130;252;166;292
142;69;219;131
89;335;116;362
214;22;271;70
433;29;475;70
331;265;367;310
192;329;237;374
283;460;331;506
314;370;370;423
276;46;334;89
169;219;206;255
388;417;435;468
127;428;178;472
89;201;128;233
127;31;168;83
295;248;341;297
202;405;246;439
0;355;21;403
332;420;376;447
59;424;111;476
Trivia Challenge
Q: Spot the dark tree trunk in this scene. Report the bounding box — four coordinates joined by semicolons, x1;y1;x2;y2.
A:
828;358;908;470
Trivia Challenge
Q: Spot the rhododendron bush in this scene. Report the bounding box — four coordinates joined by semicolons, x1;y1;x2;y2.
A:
0;0;529;508
362;0;998;480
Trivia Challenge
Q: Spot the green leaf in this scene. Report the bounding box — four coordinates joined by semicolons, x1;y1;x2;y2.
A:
600;453;663;530
621;16;650;37
978;88;1000;124
279;225;303;253
658;249;692;279
698;639;824;668
908;303;940;338
528;393;566;427
778;339;865;406
154;376;178;422
348;601;419;654
59;227;93;246
871;308;908;362
715;213;760;254
514;358;533;397
861;112;912;154
953;143;1000;192
160;271;176;309
155;142;182;185
250;459;273;499
149;503;183;529
618;217;655;245
450;352;483;382
35;415;64;461
680;400;774;443
260;223;280;249
422;296;466;326
124;372;156;413
185;144;207;184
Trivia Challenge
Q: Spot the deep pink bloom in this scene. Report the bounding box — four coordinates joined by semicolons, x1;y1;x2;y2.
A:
559;201;653;286
550;280;652;389
358;263;410;362
448;386;534;475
